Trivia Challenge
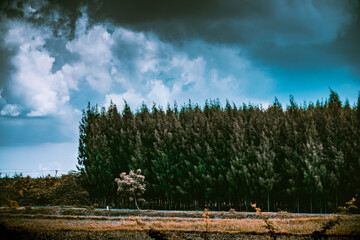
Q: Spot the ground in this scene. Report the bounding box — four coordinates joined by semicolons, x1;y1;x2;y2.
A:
0;207;359;239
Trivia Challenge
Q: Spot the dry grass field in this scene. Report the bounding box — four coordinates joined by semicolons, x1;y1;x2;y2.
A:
1;207;360;239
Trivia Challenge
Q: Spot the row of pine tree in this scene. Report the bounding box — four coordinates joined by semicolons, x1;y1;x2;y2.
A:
77;90;360;213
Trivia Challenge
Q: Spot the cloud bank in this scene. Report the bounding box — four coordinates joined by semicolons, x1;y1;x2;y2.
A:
0;0;359;144
0;3;278;118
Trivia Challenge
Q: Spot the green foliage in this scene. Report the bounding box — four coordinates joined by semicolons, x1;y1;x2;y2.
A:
78;90;360;212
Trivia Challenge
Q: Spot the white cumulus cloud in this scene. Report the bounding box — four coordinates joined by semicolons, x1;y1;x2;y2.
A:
1;10;277;118
0;104;21;117
4;20;74;117
105;90;145;111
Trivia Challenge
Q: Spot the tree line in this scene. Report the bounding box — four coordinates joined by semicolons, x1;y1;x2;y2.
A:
0;172;90;207
77;90;360;213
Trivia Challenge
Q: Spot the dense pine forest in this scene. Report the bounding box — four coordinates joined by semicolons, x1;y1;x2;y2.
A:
77;90;360;213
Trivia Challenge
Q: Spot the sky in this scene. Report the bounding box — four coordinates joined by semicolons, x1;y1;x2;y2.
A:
0;0;360;177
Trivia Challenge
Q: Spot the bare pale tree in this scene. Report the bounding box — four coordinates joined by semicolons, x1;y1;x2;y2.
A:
115;169;146;210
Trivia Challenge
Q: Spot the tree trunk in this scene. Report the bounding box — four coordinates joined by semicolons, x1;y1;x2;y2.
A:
310;194;313;213
267;191;270;212
336;188;338;210
245;197;248;212
320;198;323;214
133;193;140;211
325;199;327;213
273;199;276;212
297;194;300;213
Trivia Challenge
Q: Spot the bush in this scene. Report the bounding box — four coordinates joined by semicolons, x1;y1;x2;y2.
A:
0;172;90;207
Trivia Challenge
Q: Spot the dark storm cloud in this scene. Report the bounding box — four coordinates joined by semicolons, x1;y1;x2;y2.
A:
3;0;358;74
0;0;82;39
91;0;360;77
2;0;261;41
79;0;358;45
93;0;358;78
1;0;360;96
3;0;357;43
332;8;360;77
82;0;271;44
247;3;360;79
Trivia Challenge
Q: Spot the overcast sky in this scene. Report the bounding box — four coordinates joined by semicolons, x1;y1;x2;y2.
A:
0;0;359;177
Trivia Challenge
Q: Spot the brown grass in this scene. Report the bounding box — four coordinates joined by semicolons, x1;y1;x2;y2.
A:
1;213;360;236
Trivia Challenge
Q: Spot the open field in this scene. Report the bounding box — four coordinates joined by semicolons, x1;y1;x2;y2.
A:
1;207;360;239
